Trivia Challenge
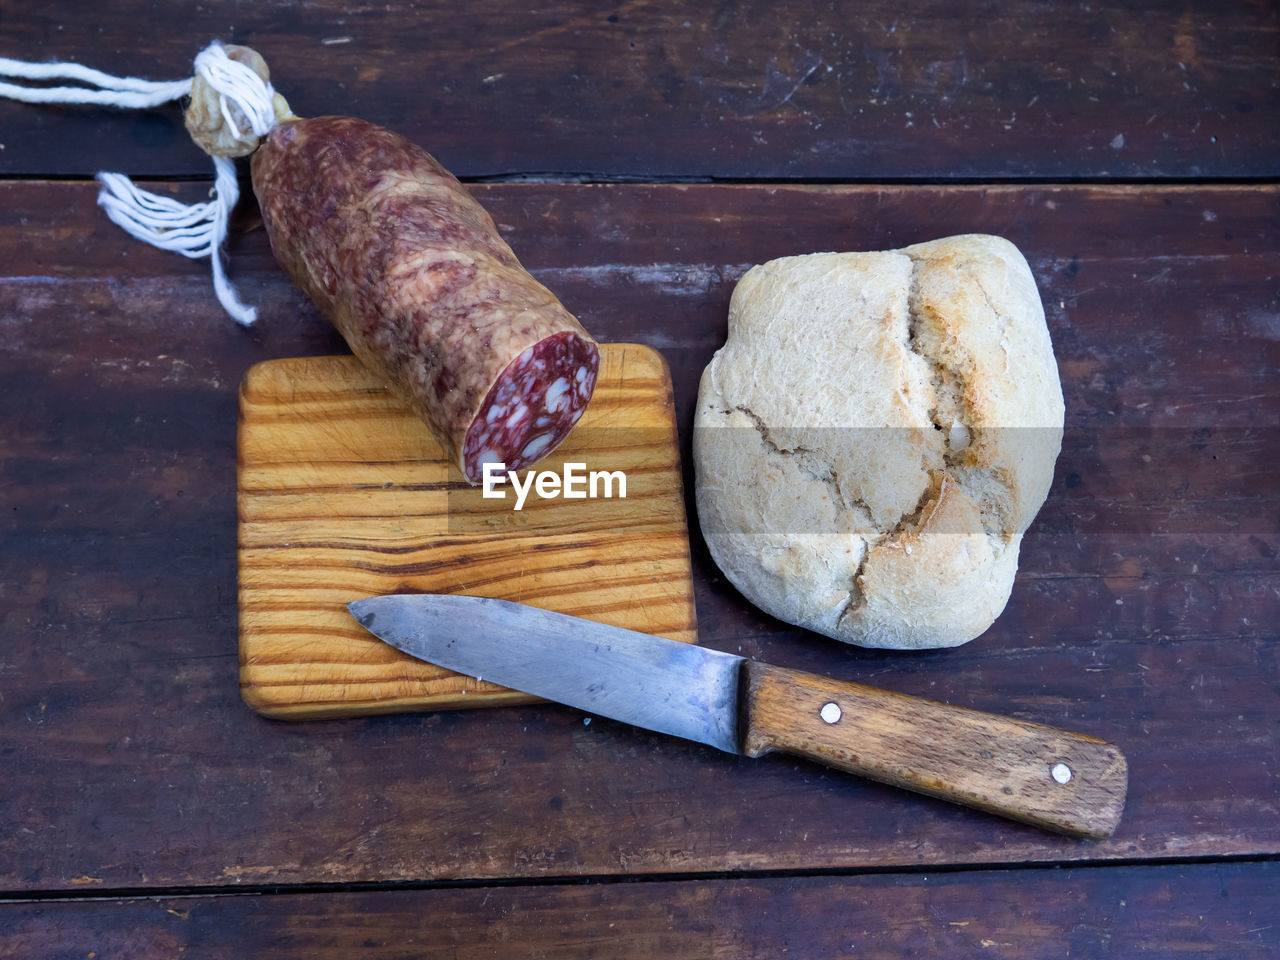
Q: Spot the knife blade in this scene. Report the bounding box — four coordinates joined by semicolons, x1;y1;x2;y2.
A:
347;593;1127;839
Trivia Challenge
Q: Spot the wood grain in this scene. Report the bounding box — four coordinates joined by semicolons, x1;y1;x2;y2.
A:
0;0;1277;941
1;0;1277;942
4;861;1277;959
0;0;1276;180
741;661;1128;838
0;181;1275;895
238;345;697;718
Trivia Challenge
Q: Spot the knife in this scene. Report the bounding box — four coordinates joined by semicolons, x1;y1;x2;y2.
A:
347;594;1127;838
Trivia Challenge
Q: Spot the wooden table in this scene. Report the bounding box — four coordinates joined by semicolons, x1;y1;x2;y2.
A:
2;3;1276;956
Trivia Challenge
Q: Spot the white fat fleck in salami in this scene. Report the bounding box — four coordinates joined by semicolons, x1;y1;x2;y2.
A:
520;434;556;461
545;377;571;413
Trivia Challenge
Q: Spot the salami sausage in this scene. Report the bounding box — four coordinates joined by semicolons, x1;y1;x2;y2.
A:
250;116;599;483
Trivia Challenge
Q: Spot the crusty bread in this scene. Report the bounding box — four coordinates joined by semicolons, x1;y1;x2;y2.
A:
693;235;1064;649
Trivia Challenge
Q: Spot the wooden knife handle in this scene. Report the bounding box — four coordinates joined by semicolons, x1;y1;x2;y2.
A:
740;661;1127;839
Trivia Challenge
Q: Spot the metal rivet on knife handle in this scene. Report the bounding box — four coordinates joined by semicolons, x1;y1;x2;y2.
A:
739;661;1128;839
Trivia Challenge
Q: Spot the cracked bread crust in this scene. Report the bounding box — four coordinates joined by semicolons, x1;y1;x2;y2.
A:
693;235;1064;649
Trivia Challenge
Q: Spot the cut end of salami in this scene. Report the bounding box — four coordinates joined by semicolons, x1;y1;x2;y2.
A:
462;331;600;483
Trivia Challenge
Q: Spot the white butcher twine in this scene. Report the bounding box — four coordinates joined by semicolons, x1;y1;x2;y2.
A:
0;42;279;324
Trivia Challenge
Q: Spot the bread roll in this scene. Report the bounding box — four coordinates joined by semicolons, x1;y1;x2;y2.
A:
693;235;1064;649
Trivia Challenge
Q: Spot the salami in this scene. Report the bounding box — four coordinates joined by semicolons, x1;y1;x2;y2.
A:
250;116;599;483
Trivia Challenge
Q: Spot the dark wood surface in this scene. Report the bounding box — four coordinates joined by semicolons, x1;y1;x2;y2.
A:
1;2;1277;956
0;0;1277;180
5;862;1278;959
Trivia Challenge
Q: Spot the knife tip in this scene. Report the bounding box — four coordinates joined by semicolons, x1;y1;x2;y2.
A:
346;598;377;630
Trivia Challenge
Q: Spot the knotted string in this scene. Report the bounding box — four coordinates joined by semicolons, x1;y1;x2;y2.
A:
0;42;279;324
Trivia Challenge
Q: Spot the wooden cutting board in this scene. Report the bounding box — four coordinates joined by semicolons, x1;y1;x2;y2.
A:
238;344;698;719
